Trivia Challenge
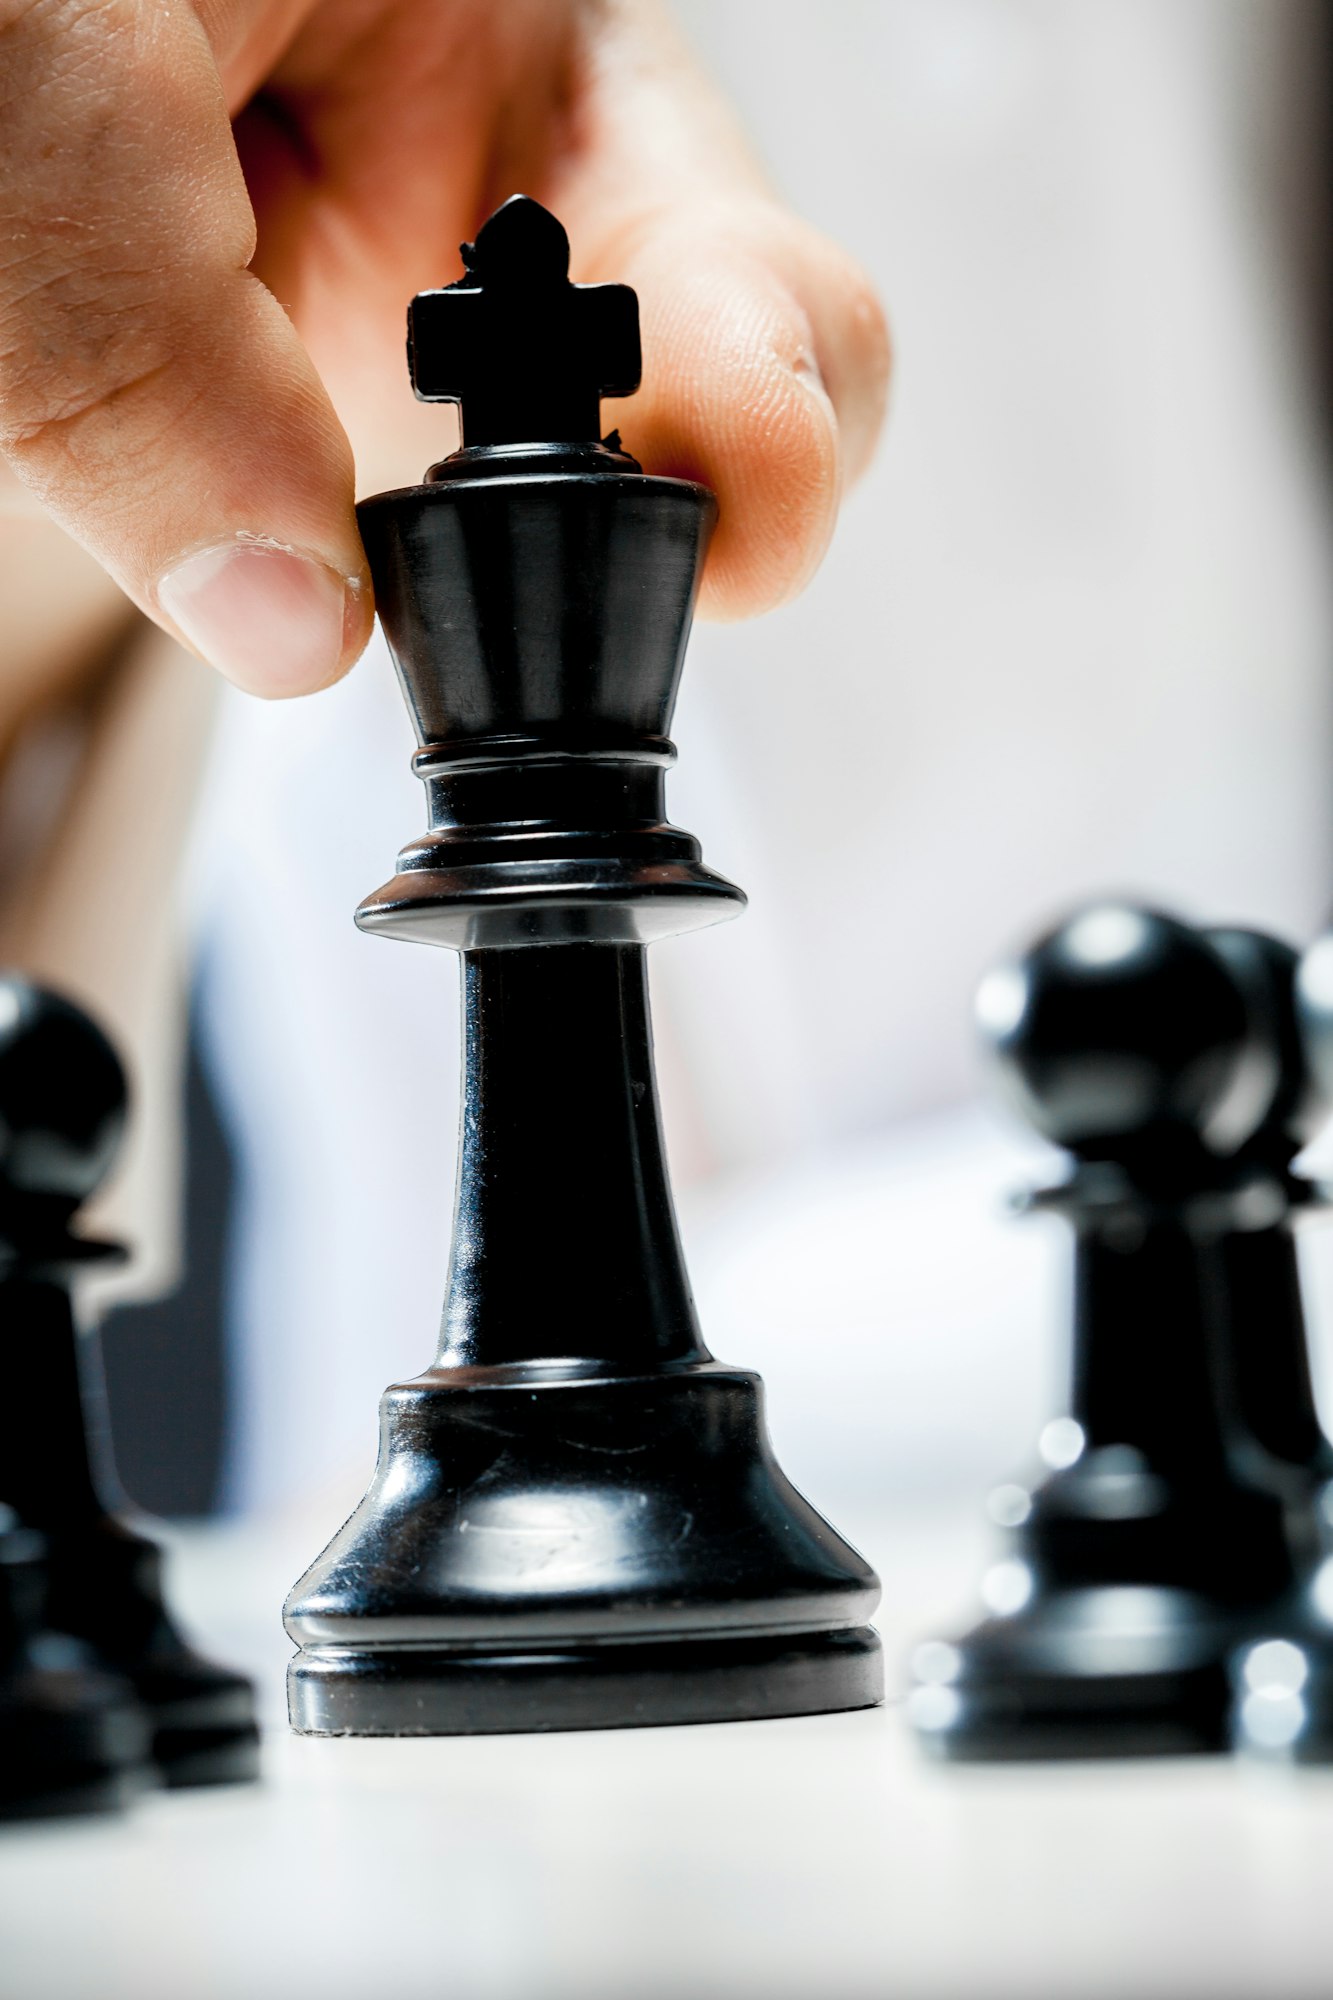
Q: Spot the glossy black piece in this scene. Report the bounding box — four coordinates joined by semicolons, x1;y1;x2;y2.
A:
1204;930;1333;1545
407;195;641;449
912;904;1302;1759
0;979;259;1788
286;196;882;1735
355;454;736;947
1227;932;1333;1761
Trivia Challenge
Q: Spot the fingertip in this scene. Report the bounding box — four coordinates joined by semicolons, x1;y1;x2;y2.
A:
830;255;892;491
331;565;378;689
693;348;841;622
156;538;373;700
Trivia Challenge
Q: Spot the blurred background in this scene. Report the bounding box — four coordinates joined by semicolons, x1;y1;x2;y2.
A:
7;8;1333;1995
59;0;1333;1565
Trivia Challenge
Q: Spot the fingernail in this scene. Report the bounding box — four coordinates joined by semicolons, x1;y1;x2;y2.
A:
157;540;362;697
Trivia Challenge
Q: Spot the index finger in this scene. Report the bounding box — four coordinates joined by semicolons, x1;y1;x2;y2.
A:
552;1;890;619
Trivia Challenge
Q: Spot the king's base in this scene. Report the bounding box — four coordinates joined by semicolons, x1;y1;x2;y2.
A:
284;1363;883;1738
288;1627;882;1737
910;1587;1244;1761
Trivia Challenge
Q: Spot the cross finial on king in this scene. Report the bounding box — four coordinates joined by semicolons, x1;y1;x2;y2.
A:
407;194;642;450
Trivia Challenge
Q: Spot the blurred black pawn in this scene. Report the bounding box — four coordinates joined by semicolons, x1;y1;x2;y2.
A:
1203;929;1333;1551
0;979;258;1787
910;903;1296;1758
0;1502;149;1820
1230;933;1333;1760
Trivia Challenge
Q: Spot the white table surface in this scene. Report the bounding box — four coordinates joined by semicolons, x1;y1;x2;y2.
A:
4;1493;1333;2000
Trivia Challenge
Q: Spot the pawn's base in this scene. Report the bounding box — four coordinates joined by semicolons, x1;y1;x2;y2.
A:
42;1520;260;1787
0;1666;152;1820
911;1587;1242;1760
1231;1593;1333;1762
147;1684;262;1787
289;1627;881;1737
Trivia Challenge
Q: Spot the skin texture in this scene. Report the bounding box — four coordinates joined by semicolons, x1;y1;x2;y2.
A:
0;0;890;696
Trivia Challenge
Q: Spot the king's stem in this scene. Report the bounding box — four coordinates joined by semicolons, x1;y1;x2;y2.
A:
437;943;709;1373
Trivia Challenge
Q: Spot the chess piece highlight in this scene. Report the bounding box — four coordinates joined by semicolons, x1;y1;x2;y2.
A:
0;979;259;1787
285;196;882;1734
911;903;1298;1758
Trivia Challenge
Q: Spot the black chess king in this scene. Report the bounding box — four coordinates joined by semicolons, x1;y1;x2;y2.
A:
284;196;883;1734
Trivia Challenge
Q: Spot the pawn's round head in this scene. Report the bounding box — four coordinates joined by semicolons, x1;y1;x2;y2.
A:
976;903;1258;1161
0;979;126;1212
1207;928;1322;1151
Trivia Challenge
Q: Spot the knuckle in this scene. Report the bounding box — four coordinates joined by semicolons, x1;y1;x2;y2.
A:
0;354;173;475
0;0;251;483
0;0;171;461
0;0;139;112
0;260;176;459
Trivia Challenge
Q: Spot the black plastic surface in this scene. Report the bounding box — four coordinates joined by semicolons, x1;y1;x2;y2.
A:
915;904;1312;1760
0;979;259;1792
286;196;882;1734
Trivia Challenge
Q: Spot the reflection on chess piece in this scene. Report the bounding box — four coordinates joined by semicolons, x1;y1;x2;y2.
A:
0;979;259;1786
284;195;883;1735
911;903;1297;1758
0;1502;149;1820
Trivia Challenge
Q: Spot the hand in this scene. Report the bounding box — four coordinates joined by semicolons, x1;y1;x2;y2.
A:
0;0;889;697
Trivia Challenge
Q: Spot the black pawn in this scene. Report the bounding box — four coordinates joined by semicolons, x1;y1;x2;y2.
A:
911;903;1295;1758
0;979;259;1787
0;1502;150;1819
1229;932;1333;1760
284;196;882;1735
1203;929;1333;1548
